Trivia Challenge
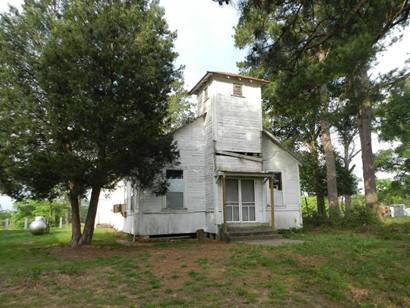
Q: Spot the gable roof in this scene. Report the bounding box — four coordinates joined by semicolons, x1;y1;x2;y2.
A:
189;71;269;95
262;130;303;165
171;113;206;135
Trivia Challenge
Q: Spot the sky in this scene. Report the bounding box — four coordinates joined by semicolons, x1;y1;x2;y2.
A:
0;0;409;210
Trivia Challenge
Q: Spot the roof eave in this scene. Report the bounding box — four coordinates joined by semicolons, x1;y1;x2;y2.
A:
188;71;269;95
262;130;303;166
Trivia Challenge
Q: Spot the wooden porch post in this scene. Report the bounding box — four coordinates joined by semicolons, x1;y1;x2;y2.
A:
222;175;228;234
270;177;275;231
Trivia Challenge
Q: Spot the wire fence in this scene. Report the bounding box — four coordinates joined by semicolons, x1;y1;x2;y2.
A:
0;218;10;230
0;217;65;230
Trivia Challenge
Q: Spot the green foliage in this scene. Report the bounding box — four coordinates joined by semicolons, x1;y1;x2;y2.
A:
0;0;180;201
0;210;11;221
235;1;410;215
376;77;410;201
376;179;410;206
11;199;68;228
300;151;357;197
167;80;195;130
336;206;382;229
301;195;378;227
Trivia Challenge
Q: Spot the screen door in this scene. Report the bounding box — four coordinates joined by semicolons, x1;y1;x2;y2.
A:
226;179;255;222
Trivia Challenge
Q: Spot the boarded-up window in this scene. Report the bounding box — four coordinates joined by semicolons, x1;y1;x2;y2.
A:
232;83;242;96
166;170;184;209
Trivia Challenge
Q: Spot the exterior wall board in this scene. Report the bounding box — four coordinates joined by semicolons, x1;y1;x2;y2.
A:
138;116;208;234
262;134;302;228
95;74;303;235
215;155;262;172
214;93;262;154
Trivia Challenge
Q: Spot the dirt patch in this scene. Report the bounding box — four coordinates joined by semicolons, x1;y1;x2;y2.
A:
48;245;137;260
148;241;234;289
293;254;326;267
350;287;370;301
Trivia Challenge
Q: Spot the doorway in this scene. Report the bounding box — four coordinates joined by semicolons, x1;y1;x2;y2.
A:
226;179;256;222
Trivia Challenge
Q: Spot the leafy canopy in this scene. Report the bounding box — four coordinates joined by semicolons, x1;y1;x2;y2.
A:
0;0;181;200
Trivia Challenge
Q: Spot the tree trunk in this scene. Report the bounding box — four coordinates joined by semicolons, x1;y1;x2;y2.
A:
319;84;340;218
343;141;353;213
356;69;378;210
70;192;81;247
311;144;326;218
345;195;352;212
317;193;326;218
79;186;102;245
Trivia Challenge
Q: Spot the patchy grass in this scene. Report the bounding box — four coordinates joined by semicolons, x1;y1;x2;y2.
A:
1;219;410;307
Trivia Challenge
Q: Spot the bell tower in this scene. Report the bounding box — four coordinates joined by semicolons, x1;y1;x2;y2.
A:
189;71;267;156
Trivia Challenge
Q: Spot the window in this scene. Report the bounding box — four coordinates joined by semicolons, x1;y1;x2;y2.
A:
273;172;282;190
232;83;243;96
204;86;209;100
166;170;184;209
267;172;284;207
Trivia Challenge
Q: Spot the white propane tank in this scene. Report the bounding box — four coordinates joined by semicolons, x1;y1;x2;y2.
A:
29;216;49;235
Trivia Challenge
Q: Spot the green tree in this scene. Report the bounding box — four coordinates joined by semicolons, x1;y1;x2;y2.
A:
376;179;409;205
333;100;360;211
0;0;180;246
235;1;350;217
300;150;357;214
233;0;410;215
167;80;194;130
376;77;410;201
262;81;327;216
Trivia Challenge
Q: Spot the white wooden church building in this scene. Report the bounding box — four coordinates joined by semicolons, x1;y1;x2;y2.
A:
96;71;303;237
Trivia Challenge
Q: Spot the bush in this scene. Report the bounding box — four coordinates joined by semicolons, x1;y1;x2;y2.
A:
301;195;381;229
336;206;382;229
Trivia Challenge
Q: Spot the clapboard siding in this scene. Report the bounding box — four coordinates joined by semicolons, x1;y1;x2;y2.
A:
262;135;301;211
95;72;303;235
214;93;262;153
215;155;262;172
134;116;207;237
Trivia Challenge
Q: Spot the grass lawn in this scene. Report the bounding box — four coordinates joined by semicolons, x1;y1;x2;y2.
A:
1;219;410;307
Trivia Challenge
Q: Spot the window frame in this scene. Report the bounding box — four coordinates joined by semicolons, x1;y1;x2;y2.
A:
266;172;285;208
225;178;256;222
232;83;243;97
165;169;185;210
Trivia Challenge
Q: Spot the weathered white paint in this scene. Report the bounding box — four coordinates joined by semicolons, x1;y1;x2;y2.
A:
216;155;262;173
96;72;303;235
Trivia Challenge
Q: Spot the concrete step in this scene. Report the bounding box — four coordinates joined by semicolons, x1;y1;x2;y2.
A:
227;224;273;233
230;233;283;241
227;229;276;237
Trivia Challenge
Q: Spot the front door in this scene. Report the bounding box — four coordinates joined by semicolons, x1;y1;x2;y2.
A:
226;179;256;222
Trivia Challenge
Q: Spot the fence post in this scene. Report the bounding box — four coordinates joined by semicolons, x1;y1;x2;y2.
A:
24;218;28;229
5;218;9;230
59;216;63;229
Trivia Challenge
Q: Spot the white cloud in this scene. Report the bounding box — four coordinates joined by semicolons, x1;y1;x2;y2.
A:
160;0;246;89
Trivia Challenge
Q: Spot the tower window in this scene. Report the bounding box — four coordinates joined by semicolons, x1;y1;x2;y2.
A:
233;83;243;97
